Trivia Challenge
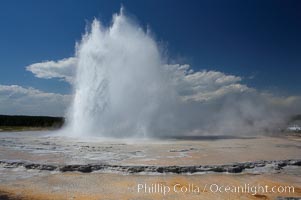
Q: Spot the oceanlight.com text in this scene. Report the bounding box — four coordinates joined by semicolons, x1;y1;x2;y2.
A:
137;183;295;196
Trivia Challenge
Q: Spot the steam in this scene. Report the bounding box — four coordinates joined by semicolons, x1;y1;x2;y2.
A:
62;9;301;137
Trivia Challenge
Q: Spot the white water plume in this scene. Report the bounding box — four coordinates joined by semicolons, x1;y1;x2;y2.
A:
62;9;301;137
66;10;176;137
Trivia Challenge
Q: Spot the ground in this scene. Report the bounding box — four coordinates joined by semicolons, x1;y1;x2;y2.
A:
0;131;300;200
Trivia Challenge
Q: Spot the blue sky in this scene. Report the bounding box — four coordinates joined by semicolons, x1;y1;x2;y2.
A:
0;0;301;116
1;0;301;94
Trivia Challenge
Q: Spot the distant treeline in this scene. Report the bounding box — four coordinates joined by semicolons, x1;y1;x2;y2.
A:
0;115;64;128
291;114;301;121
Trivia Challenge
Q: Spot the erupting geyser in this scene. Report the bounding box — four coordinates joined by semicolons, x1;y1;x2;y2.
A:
63;9;301;137
66;9;176;137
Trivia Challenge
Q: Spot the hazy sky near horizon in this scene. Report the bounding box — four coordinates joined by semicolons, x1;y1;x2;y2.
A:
0;0;301;116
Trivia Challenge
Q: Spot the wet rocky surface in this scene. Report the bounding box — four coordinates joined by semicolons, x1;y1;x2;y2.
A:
0;131;301;167
0;131;300;199
0;131;300;175
0;159;300;174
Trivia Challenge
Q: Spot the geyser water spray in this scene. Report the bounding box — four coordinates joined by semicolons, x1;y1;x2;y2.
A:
66;10;176;137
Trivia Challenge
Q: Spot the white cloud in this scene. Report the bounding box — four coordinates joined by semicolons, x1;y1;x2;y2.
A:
0;85;71;116
165;64;250;101
26;57;77;83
